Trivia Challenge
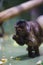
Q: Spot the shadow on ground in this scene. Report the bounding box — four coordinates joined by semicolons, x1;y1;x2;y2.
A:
12;54;30;61
12;54;39;61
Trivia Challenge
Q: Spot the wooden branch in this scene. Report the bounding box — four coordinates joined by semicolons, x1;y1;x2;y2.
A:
0;0;43;22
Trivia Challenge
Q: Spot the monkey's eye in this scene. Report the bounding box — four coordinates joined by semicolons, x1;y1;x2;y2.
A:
17;28;22;31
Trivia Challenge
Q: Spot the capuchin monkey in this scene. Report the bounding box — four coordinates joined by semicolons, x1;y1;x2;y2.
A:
13;15;43;58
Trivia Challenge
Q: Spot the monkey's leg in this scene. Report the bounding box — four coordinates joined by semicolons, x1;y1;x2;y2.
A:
34;46;40;57
27;46;35;58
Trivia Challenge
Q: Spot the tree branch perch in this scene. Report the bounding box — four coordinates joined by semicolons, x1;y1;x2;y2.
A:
0;0;43;22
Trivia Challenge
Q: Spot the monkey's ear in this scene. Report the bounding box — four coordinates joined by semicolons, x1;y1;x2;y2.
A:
12;35;16;40
12;35;19;40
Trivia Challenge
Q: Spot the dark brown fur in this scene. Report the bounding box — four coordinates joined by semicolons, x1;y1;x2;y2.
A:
13;18;43;58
